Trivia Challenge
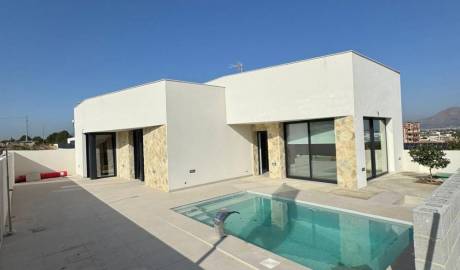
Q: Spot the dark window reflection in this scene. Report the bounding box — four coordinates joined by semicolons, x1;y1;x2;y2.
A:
285;120;337;182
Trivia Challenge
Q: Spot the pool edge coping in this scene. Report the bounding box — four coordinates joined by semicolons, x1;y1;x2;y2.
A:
247;190;414;226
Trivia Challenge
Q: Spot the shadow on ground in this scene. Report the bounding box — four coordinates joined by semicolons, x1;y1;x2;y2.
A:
0;179;201;270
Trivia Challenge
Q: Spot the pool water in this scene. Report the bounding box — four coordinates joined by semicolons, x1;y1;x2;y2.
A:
174;192;413;270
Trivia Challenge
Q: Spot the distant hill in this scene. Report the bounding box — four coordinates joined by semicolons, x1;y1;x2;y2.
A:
419;107;460;129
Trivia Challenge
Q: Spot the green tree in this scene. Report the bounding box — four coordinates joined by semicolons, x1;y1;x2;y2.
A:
18;135;32;141
32;136;44;144
409;144;450;179
45;130;71;144
447;131;460;150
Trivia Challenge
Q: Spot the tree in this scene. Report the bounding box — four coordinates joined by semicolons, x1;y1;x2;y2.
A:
18;135;32;141
409;144;450;179
32;136;44;144
45;130;71;144
447;131;460;150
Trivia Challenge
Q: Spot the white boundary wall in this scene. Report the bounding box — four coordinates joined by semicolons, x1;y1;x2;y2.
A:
12;149;75;177
0;153;14;246
402;150;460;174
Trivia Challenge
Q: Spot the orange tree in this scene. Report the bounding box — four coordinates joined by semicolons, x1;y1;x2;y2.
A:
409;144;450;179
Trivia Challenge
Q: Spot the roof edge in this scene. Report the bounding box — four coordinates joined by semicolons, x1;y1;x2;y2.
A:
75;79;224;108
207;50;399;83
350;51;400;74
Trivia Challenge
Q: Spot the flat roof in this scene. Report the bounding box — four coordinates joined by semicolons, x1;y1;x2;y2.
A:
76;50;399;108
75;79;224;107
207;50;400;83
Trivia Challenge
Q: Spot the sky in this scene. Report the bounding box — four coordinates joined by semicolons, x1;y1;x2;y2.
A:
0;0;459;139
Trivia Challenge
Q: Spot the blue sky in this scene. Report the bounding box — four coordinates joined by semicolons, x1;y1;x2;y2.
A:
1;0;459;139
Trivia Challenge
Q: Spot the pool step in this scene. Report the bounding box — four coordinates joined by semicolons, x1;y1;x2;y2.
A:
174;193;257;225
175;193;251;215
195;213;213;223
175;206;213;222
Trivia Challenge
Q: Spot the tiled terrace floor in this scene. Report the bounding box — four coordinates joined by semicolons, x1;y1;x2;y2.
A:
0;172;437;270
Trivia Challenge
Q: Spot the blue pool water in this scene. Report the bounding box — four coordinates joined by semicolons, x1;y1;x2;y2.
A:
174;192;413;270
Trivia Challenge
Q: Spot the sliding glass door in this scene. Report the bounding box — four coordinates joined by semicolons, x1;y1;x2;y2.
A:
86;133;116;179
364;118;388;179
364;120;373;178
133;129;144;181
286;122;310;178
285;119;337;183
310;121;337;180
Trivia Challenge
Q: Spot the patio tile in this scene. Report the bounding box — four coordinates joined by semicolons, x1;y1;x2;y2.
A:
2;173;432;270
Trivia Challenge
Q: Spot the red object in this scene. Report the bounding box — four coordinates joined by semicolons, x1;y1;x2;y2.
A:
40;171;67;179
15;175;26;183
15;170;68;183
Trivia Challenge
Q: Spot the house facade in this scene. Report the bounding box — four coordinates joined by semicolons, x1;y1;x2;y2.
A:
74;51;403;191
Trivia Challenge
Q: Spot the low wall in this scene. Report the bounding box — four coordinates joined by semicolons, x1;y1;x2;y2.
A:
12;149;75;177
402;150;460;174
0;153;14;246
413;170;460;269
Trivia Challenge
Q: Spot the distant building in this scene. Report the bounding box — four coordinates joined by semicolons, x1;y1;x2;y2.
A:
420;130;455;143
403;122;420;143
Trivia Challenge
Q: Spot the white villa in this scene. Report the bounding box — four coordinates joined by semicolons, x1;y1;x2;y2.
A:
73;51;403;191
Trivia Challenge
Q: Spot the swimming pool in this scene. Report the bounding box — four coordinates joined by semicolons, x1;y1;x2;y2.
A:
174;192;412;270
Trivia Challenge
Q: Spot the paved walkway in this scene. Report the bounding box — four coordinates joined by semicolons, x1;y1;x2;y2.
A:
0;173;435;270
0;179;252;270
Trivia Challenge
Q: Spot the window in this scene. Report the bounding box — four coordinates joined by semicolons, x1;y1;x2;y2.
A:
285;119;337;183
86;133;116;179
310;121;337;181
286;122;310;178
363;118;388;179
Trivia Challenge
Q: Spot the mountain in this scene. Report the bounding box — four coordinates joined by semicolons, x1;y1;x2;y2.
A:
419;107;460;129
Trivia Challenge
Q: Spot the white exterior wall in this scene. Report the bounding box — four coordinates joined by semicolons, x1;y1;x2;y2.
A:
209;51;403;188
74;81;168;176
73;51;404;190
208;52;355;124
352;53;403;187
165;81;253;190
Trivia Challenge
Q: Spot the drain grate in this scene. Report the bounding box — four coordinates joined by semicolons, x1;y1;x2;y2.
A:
260;258;280;269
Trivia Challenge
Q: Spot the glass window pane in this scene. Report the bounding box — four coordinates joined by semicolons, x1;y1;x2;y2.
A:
373;119;388;175
364;120;373;178
95;134;115;177
310;121;335;144
286;123;310;178
310;121;337;181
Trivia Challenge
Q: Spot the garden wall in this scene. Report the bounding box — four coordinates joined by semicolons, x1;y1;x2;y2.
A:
402;150;460;174
0;153;14;247
12;149;75;177
413;170;460;269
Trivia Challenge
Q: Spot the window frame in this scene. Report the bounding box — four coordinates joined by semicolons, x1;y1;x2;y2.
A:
284;118;337;184
85;132;117;179
364;117;389;180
